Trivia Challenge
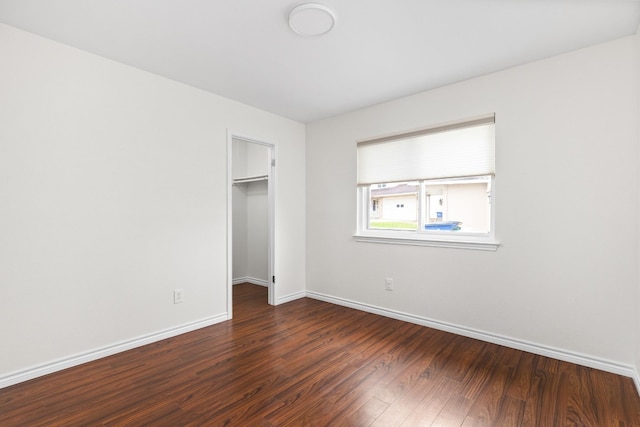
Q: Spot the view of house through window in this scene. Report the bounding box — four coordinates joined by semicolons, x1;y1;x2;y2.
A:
370;182;419;230
368;176;491;233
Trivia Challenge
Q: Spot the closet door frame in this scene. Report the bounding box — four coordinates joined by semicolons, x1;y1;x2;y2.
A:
227;131;276;318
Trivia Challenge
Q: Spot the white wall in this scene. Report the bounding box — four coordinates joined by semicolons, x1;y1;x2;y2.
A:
307;35;639;371
635;26;640;388
246;180;269;282
232;185;248;279
246;142;270;179
232;181;268;283
0;23;305;385
231;138;270;180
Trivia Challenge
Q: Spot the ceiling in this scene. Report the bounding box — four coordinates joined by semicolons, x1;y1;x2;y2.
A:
1;1;639;123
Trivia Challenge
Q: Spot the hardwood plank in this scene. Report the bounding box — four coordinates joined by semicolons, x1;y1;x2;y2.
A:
505;351;538;401
372;373;446;426
399;377;464;426
339;396;389;426
1;283;640;426
430;392;474;426
464;355;516;424
522;361;563;427
370;327;455;406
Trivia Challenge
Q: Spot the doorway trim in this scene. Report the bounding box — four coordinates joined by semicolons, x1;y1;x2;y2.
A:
227;131;276;318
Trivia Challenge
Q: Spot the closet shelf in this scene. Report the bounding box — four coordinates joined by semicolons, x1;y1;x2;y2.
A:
233;175;268;184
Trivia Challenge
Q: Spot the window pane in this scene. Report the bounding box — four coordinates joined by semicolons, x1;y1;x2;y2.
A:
369;182;419;230
423;176;491;233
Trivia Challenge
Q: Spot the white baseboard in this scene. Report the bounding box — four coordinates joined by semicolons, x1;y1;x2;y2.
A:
0;313;228;390
233;276;269;287
633;367;640;398
276;290;306;305
305;291;637;380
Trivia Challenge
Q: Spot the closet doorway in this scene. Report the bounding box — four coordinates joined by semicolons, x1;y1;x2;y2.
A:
227;134;275;317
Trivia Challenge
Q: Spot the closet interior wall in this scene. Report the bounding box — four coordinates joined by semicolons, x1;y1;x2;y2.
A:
232;139;269;287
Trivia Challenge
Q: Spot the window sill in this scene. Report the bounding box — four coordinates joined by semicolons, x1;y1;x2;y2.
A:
353;231;499;251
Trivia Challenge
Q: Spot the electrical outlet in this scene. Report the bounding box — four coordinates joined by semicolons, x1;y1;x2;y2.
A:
174;288;184;304
385;278;394;291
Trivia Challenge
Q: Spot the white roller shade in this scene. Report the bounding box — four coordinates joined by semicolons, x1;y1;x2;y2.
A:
357;117;495;185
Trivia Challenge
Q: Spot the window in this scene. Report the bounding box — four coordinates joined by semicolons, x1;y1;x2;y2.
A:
355;115;498;251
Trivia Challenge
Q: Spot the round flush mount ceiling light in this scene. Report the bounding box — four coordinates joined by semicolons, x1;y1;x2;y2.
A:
288;3;336;37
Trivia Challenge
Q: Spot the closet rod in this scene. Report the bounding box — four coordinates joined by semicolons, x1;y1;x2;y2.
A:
233;175;269;184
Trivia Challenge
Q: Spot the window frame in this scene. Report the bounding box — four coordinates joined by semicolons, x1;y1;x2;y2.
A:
354;116;499;251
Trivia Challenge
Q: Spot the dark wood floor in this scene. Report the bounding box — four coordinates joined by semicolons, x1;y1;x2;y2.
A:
2;283;640;426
